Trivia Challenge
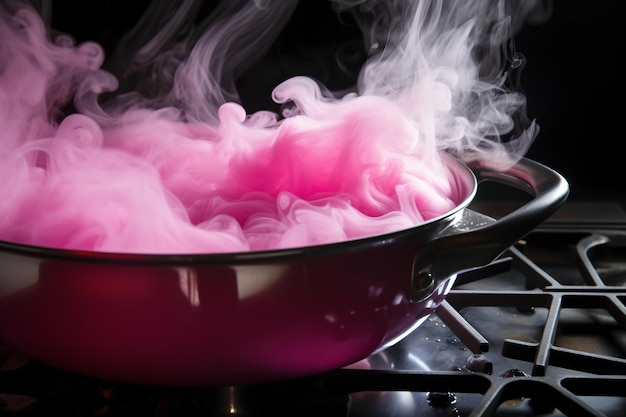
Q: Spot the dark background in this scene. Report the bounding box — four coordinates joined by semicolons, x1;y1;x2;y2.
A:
514;0;624;204
47;0;625;205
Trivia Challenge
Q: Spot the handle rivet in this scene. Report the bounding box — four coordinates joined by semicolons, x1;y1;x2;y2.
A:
415;271;435;288
409;271;436;302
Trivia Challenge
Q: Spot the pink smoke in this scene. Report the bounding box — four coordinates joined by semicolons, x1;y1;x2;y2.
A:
0;0;549;253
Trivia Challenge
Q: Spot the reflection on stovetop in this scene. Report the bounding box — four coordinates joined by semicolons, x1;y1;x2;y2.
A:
1;202;626;416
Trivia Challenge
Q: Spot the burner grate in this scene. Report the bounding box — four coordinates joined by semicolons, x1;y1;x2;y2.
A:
330;230;626;417
323;369;626;417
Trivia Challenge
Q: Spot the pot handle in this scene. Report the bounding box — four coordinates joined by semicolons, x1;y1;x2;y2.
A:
410;157;569;302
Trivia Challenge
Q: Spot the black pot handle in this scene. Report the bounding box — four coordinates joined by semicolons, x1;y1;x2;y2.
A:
410;157;569;302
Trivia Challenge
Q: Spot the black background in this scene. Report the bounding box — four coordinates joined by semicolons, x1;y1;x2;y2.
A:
515;0;624;204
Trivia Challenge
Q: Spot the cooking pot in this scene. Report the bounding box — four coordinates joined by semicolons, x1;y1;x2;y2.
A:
0;153;568;387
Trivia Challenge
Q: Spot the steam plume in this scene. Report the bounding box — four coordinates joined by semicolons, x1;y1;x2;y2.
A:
0;0;550;253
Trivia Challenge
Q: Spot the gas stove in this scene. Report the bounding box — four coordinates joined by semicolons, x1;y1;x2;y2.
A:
1;199;625;417
1;1;624;415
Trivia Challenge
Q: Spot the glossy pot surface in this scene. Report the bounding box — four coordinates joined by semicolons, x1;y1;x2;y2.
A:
0;154;568;386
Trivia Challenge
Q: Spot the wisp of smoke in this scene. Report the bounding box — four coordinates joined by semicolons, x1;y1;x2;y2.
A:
0;0;550;253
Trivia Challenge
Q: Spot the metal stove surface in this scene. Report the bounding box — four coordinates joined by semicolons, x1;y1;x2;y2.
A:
333;200;626;417
1;201;626;416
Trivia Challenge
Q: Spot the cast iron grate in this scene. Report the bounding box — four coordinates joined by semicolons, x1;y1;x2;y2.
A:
323;230;626;417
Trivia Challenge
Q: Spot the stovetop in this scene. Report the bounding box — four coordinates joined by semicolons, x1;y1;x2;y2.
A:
1;200;626;417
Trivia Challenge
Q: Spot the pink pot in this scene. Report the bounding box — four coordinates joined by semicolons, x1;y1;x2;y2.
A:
0;155;568;386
